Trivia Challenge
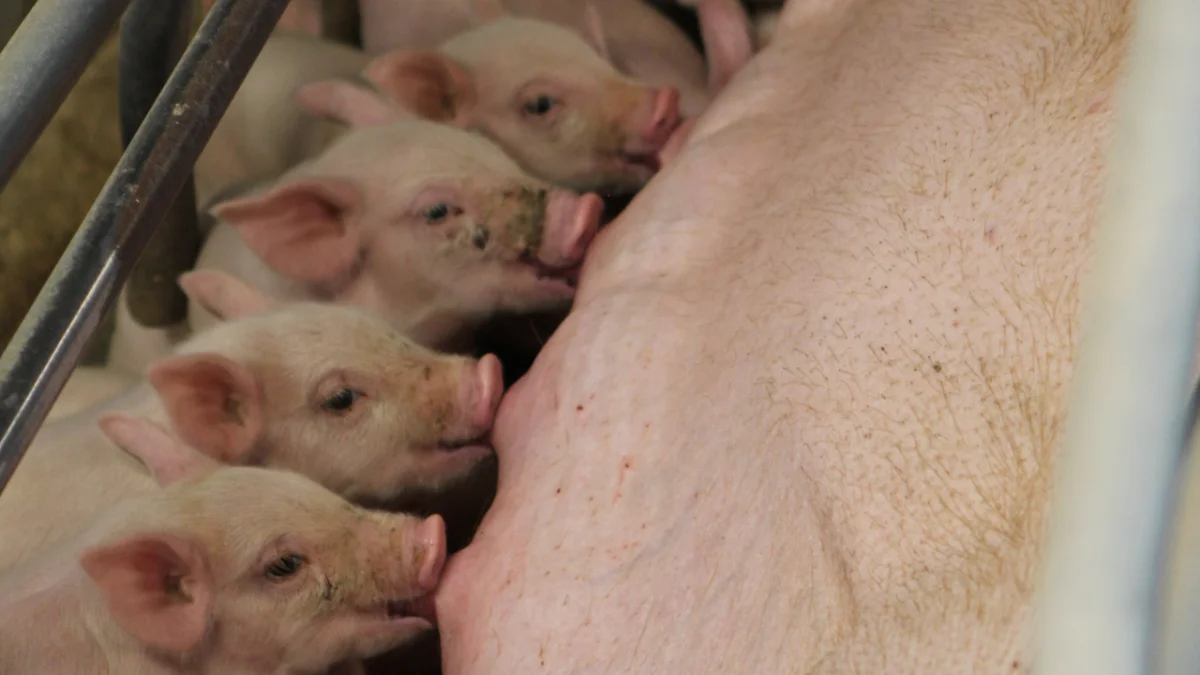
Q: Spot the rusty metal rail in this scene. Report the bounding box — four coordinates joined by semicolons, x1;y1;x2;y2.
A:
0;0;290;494
118;0;204;327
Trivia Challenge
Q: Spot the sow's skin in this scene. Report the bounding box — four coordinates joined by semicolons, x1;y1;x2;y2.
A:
0;417;446;675
433;0;1129;673
0;271;503;576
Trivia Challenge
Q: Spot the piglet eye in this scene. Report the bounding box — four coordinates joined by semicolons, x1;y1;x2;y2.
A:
423;203;451;224
265;554;305;581
322;388;362;413
523;95;557;116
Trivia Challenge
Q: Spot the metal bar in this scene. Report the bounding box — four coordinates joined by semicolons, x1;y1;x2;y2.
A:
0;0;131;193
1157;415;1200;675
0;0;291;496
1032;0;1200;670
118;0;202;327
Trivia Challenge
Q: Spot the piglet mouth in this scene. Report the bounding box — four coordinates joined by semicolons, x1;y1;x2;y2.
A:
615;149;662;173
385;594;436;622
520;253;581;289
436;432;491;452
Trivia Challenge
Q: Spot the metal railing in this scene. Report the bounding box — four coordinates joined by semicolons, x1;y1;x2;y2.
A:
0;0;289;491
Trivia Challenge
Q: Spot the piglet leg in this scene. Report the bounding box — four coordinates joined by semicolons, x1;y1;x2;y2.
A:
680;0;755;95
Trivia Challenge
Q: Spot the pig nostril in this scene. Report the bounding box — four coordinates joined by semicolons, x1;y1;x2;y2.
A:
471;227;490;250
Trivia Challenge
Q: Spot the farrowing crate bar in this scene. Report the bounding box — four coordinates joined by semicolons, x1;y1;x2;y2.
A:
0;0;289;494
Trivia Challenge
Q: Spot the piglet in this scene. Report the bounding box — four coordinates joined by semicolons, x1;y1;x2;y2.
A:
0;271;503;575
354;9;681;195
0;414;445;675
358;0;754;119
192;32;375;210
189;105;602;354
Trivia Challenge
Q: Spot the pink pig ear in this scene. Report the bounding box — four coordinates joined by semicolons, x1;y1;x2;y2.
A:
80;533;213;654
294;79;406;128
581;4;612;61
178;270;275;322
97;413;221;487
363;51;476;125
146;353;263;464
211;177;362;284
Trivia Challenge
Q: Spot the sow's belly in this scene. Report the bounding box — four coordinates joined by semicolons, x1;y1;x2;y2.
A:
434;123;848;672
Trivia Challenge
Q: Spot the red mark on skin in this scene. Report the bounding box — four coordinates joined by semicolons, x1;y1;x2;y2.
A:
952;321;959;328
613;456;634;504
1087;96;1110;115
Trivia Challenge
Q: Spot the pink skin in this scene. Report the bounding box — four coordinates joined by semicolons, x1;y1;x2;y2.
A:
437;354;505;455
657;117;697;168
415;514;449;593
633;87;682;151
539;191;605;271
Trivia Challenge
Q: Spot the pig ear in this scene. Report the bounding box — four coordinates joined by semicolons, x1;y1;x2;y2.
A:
146;353;263;464
364;51;476;124
581;4;612;61
80;533;213;654
294;79;405;128
178;270;275;322
97;413;221;487
467;0;509;24
211;177;362;284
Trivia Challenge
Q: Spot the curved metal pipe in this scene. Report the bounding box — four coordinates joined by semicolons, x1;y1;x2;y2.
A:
1033;0;1200;672
0;0;291;495
118;0;203;327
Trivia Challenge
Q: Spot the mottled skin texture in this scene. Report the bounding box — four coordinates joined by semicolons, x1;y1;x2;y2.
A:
434;0;1129;672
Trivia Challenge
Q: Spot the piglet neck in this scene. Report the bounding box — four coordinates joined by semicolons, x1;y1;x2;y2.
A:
402;307;480;354
340;273;479;353
0;560;113;674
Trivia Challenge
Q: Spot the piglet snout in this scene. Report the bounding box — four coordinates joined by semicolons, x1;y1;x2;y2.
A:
416;514;447;592
453;354;504;435
636;86;681;149
538;190;603;269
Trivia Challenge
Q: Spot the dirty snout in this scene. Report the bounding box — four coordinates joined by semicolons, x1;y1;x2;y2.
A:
332;511;446;656
439;354;504;449
482;184;602;288
617;85;682;167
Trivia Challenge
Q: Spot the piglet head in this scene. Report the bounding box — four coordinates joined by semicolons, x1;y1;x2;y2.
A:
151;278;508;505
209;120;602;340
362;15;681;195
79;467;446;671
